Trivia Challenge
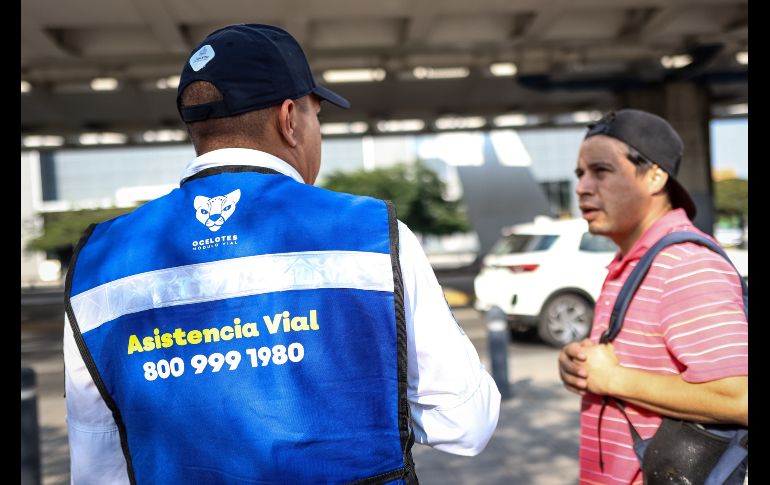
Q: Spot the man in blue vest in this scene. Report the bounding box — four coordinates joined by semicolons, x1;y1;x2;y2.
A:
64;23;501;484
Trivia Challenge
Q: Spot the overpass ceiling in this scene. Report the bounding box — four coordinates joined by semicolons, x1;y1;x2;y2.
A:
21;0;747;142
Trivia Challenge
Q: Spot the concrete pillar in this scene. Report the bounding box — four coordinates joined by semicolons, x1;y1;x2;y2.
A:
621;83;714;235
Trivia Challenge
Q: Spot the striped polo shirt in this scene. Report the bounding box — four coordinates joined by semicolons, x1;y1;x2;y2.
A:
578;208;748;485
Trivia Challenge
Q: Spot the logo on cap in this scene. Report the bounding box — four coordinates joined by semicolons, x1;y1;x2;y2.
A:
190;45;215;72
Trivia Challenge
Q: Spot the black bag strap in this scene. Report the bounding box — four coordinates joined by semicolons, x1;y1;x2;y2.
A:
600;231;748;344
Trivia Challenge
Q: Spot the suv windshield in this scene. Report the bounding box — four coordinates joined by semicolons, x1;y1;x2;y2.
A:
491;234;558;255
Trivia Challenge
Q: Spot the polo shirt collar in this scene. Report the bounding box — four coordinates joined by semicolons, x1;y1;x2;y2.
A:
606;208;692;278
180;148;305;185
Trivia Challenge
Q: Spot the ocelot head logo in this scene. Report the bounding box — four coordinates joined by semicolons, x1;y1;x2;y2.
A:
193;189;241;232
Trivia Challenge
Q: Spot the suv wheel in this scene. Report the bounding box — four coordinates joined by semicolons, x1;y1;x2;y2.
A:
537;292;593;347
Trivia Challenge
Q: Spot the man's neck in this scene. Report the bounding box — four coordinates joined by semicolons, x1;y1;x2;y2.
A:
617;202;673;255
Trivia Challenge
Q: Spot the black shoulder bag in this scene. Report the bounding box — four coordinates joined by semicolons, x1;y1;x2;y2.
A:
599;231;748;485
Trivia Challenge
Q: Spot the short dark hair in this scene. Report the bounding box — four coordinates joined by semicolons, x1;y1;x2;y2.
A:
626;145;672;194
180;81;276;150
626;145;655;175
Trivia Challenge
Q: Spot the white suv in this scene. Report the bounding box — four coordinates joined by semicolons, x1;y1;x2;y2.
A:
473;217;617;347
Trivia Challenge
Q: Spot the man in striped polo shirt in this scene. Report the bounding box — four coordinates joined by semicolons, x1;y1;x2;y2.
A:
558;109;748;484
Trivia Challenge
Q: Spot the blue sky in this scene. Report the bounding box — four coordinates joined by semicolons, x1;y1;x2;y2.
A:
711;118;748;179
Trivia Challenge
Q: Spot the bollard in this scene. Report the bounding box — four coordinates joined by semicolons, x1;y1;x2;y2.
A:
21;367;41;485
486;306;512;400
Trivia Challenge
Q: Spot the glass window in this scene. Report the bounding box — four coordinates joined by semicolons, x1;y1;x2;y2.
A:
491;234;558;254
579;233;618;253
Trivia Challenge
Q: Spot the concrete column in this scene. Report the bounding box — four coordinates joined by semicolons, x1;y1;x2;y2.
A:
620;83;714;235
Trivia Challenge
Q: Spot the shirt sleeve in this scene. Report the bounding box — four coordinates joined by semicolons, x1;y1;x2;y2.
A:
397;221;501;456
64;313;130;485
659;243;748;383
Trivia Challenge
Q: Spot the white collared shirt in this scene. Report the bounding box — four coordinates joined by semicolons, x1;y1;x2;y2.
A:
64;148;501;483
180;148;306;183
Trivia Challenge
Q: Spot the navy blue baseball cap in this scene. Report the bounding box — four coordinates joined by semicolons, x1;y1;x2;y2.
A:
585;109;697;219
177;24;350;122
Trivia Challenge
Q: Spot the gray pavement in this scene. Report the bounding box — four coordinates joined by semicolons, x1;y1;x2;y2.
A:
21;318;71;485
21;307;581;485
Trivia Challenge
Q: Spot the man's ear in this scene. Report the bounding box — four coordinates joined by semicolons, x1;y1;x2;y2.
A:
278;99;298;148
647;166;669;194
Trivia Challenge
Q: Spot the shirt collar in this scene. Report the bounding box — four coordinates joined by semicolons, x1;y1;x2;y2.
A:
180;148;305;184
606;208;693;278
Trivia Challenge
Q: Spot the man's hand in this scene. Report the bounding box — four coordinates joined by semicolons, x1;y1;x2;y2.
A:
578;344;748;425
558;338;594;395
582;343;621;396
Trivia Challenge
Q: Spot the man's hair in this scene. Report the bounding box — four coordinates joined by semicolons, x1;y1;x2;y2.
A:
626;145;655;175
180;81;279;149
626;145;672;194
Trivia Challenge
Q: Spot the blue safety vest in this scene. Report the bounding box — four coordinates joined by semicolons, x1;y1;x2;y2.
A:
65;166;416;484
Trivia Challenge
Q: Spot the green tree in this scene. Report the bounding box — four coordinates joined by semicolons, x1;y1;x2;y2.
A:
713;178;748;219
26;207;137;266
322;162;470;235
